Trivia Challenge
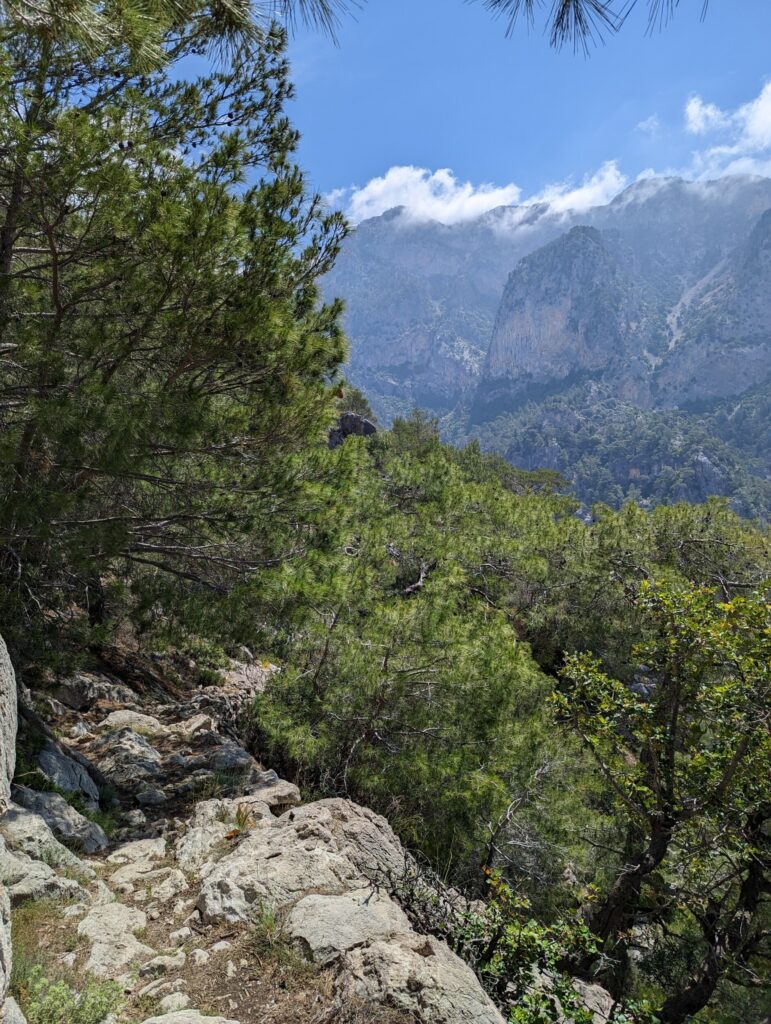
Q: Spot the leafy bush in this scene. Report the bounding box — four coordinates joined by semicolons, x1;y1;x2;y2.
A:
19;967;122;1024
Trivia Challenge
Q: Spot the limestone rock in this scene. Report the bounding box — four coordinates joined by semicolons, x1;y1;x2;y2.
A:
77;902;154;980
287;890;411;966
158;993;191;1013
53;671;135;711
0;633;15;1016
243;777;300;810
36;739;101;807
3;996;27;1023
107;837;167;865
139;950;187;977
0;635;16;816
0;839;88;905
88;728;162;787
338;932;505;1024
0;803;93;875
98;709;167;736
571;979;615;1023
198;799;405;923
11;786;107;853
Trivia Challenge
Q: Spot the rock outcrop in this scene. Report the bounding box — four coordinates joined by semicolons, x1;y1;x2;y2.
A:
0;634;16;1018
0;636;16;818
0;649;609;1024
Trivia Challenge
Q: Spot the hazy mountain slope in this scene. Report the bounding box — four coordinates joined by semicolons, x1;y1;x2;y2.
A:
327;175;771;421
326;175;771;515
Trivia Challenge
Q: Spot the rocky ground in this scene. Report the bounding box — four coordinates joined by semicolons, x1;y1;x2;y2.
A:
0;644;514;1024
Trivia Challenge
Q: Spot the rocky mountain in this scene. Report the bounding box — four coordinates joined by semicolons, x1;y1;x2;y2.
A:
327;175;771;515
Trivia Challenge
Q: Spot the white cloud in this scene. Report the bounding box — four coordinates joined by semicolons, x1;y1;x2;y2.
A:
328;83;771;227
685;96;730;135
333;166;523;225
332;161;626;225
636;114;661;136
528;161;627;214
684;81;771;179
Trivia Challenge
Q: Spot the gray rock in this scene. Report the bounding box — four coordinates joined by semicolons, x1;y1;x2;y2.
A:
88;728;162;787
53;671;135;711
11;786;107;853
328;411;377;448
0;634;17;815
139;950;186;977
158;993;191;1013
0;633;15;1013
98;709;167;736
242;778;300;810
338;932;505;1024
107;837;166;865
571;979;615;1023
0;838;88;906
77;902;154;980
209;738;254;773
4;996;28;1023
37;739;101;807
137;784;168;807
287;890;411;966
124;808;148;827
0;802;92;875
198;799;405;923
138;1013;239;1024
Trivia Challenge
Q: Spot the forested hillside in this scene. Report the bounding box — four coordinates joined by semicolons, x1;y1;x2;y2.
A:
0;8;768;1024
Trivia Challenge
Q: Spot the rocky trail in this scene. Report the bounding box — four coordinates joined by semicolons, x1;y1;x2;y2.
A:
0;640;510;1024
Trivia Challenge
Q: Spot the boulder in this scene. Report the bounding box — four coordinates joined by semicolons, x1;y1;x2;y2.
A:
0;836;88;906
198;799;404;923
11;786;107;853
107;836;167;865
77;902;154;980
98;709;167;736
3;996;27;1023
328;411;377;449
88;728;162;787
571;979;615;1023
0;803;93;875
53;671;135;711
287;890;411;966
0;634;16;815
36;739;101;807
338;932;505;1024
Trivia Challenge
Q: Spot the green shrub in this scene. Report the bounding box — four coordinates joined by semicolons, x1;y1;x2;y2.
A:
22;967;122;1024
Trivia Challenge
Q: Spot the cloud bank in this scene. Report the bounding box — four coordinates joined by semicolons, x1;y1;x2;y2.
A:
330;82;771;225
686;82;771;178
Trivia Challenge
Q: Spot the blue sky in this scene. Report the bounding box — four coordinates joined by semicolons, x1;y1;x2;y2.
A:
286;0;771;222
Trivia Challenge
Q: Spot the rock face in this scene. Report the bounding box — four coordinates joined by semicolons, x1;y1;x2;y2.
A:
339;932;505;1024
11;786;108;853
0;635;16;816
0;634;16;1016
197;799;406;923
477;226;654;417
328;411;378;448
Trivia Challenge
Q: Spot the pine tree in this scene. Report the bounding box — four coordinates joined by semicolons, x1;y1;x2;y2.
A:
0;17;347;657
